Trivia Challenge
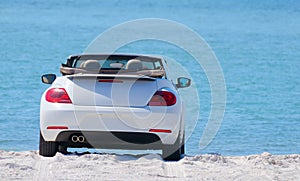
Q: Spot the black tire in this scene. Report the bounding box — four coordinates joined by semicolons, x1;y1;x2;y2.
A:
162;136;181;161
180;133;185;155
58;145;68;154
39;132;58;157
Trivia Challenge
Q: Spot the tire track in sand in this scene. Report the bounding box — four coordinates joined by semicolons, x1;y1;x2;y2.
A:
33;156;51;181
160;161;185;179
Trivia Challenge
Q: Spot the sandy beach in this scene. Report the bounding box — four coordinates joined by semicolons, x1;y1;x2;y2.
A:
0;150;299;180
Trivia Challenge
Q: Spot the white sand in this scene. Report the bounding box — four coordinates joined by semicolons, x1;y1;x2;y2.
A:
0;150;299;180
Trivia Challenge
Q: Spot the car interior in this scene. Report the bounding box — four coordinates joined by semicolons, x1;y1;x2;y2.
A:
60;55;166;78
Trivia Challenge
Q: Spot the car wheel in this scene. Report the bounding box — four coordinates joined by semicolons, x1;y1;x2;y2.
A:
180;132;185;155
58;145;68;154
162;136;181;161
39;132;58;157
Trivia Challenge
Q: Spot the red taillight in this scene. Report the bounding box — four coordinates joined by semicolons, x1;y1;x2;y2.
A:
47;126;69;130
45;88;72;103
98;79;123;83
148;91;176;106
149;129;172;133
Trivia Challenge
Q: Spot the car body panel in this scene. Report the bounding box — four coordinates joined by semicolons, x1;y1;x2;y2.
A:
40;54;187;152
68;76;157;107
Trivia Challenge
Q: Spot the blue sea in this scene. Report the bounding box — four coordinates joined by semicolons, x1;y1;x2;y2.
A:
0;0;299;156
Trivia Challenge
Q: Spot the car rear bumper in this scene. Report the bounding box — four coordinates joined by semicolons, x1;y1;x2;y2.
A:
41;104;182;145
56;131;163;150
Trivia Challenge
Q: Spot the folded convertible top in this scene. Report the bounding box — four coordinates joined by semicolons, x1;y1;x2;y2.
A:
60;66;165;78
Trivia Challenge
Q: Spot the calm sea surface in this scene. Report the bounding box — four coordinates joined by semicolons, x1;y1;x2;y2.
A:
0;0;299;156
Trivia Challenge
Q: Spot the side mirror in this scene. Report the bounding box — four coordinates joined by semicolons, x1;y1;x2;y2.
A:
176;77;191;88
41;74;56;84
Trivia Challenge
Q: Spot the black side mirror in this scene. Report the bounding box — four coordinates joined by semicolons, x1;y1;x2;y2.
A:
176;77;191;88
41;74;56;84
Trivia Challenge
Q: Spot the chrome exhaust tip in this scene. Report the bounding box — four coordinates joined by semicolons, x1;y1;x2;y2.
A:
71;135;78;142
71;135;85;143
78;136;85;143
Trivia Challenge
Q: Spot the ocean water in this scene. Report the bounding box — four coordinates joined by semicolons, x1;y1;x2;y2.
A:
0;0;299;156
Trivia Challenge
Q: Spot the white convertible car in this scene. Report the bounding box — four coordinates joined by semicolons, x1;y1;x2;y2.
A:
40;54;191;161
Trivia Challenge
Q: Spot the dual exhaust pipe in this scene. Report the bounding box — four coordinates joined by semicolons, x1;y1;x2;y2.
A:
71;135;85;143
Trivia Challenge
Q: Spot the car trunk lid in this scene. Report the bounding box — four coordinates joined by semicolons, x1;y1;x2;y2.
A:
67;74;157;107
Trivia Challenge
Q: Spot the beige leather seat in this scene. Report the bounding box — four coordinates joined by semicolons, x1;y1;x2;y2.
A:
80;60;101;71
126;59;143;71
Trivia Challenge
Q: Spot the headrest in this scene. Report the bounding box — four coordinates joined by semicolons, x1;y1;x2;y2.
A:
126;59;143;71
80;60;101;70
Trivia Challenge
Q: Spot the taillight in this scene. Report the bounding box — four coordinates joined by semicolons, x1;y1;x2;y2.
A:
98;79;123;83
149;129;172;133
45;88;72;103
47;126;69;130
148;90;176;106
